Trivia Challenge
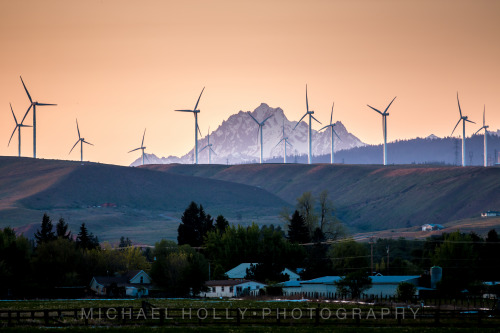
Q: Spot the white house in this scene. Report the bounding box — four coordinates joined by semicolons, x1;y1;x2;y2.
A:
199;280;267;298
226;263;300;281
90;270;151;298
281;275;421;298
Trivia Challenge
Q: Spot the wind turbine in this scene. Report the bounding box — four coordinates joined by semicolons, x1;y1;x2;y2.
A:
474;105;489;167
274;119;293;163
175;87;204;164
128;128;148;166
69;119;94;162
367;96;396;166
20;76;57;158
319;102;341;164
293;85;321;164
451;93;475;167
199;127;217;164
8;103;32;157
248;112;273;164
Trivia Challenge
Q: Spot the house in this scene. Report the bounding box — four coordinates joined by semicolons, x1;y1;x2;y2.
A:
199;279;267;298
226;263;300;281
281;275;421;298
481;211;500;218
90;270;151;298
421;224;444;231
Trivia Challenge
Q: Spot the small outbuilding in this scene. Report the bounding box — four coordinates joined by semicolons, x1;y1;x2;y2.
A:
199;279;267;298
90;270;151;298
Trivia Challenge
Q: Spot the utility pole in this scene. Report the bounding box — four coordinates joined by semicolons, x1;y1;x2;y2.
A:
386;245;390;275
370;236;374;276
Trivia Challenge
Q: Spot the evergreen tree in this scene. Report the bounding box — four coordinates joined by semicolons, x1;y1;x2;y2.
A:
215;215;229;234
55;218;71;239
76;223;99;250
287;210;310;244
335;270;372;299
119;236;132;248
34;213;56;245
177;202;214;247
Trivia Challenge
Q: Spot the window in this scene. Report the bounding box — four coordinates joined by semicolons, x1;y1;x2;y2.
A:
140;276;144;284
230;286;233;292
221;286;225;292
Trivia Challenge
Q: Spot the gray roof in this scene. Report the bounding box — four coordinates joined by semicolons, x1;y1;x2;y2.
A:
226;263;299;280
299;275;420;285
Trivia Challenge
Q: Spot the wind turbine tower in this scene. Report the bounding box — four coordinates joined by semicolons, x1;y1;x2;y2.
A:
69;119;94;162
474;105;489;167
275;119;293;163
367;96;396;166
319;102;341;164
20;76;57;158
175;87;205;164
293;85;321;164
8;103;31;157
200;128;217;164
128;129;148;166
248;112;273;164
451;93;475;167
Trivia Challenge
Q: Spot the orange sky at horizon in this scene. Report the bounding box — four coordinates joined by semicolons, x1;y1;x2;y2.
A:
1;0;499;166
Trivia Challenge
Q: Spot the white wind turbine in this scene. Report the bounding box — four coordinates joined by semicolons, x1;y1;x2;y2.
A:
20;76;57;158
248;112;273;164
175;87;204;164
8;103;32;157
474;105;489;167
69;119;94;162
451;93;475;167
367;96;397;166
293;85;321;164
128;129;148;166
199;127;217;164
319;102;341;164
274;119;293;163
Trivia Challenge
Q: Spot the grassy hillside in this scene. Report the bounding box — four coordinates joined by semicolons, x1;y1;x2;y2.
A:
144;163;500;232
0;157;288;243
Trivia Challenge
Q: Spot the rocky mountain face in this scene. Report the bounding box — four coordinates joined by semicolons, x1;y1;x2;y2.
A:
131;103;365;166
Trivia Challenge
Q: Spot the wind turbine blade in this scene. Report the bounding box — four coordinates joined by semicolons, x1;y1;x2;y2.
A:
36;103;57;106
194;87;205;111
451;119;461;136
210;147;217;155
10;103;18;124
474;127;486;136
142;128;146;147
20;124;32;128
76;119;81;139
483;105;486;126
247;112;260;125
330;102;334;125
20;76;33;103
197;123;202;137
318;124;329;131
305;84;309;112
175;109;195;112
261;114;273;124
22;104;33;123
286;140;293;147
8;127;17;146
456;92;462;118
145;153;150;163
367;104;383;115
384;96;397;114
128;147;141;153
465;119;475;124
333;128;342;141
274;138;284;149
293;113;308;130
199;145;208;152
83;140;94;146
69;140;79;154
311;115;322;124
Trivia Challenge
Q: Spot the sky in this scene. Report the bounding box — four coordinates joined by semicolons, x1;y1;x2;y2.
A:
1;0;499;166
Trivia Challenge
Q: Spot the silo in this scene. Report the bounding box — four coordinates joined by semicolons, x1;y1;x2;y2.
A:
430;266;442;289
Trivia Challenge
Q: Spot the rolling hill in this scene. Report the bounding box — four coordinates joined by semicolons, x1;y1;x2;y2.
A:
0;157;288;243
144;163;500;232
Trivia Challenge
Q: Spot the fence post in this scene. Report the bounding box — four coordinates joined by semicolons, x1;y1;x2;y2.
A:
236;308;241;326
315;305;320;326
